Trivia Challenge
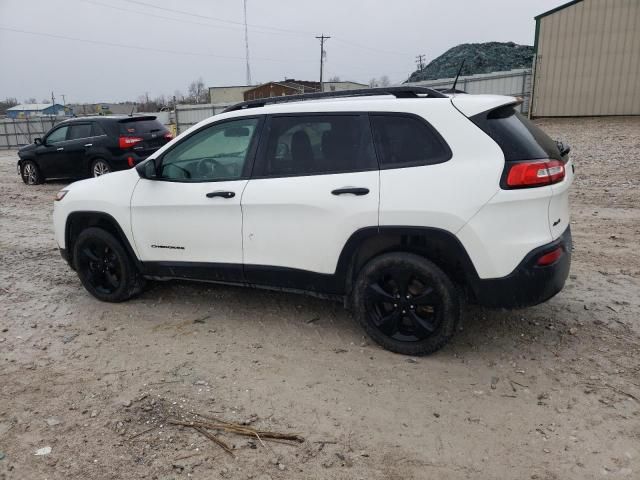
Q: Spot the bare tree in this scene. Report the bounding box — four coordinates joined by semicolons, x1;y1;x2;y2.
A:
0;97;18;115
379;75;391;87
187;77;208;104
24;97;38;104
328;76;341;82
368;78;379;88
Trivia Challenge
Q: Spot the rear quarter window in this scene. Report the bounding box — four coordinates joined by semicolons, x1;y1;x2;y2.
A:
118;118;165;135
470;106;561;161
370;114;451;169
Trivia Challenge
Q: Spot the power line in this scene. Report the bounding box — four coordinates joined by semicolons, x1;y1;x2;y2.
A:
0;25;315;64
123;0;310;36
316;34;330;92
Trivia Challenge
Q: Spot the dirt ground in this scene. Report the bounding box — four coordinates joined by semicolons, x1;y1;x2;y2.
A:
1;117;639;480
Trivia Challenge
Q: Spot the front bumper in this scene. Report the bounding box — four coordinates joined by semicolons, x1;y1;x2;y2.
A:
471;227;572;308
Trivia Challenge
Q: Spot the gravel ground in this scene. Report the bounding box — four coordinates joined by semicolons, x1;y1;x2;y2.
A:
1;116;639;480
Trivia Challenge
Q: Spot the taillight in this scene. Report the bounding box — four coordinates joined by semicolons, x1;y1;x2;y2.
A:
163;132;173;141
119;136;143;149
127;156;135;168
536;246;564;266
504;160;565;188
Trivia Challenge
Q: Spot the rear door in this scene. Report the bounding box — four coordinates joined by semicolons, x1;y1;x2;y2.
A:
65;123;94;177
241;113;379;289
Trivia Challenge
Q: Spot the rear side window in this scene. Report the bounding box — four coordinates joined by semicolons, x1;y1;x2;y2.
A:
258;115;377;177
119;118;165;135
92;123;106;136
68;124;92;140
471;106;561;161
370;114;451;169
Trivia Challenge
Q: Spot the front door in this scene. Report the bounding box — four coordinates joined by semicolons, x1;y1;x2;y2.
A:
36;125;69;178
241;114;380;290
130;116;263;283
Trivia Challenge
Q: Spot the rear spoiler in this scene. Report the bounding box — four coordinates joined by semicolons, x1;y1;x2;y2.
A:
118;115;157;123
451;95;521;117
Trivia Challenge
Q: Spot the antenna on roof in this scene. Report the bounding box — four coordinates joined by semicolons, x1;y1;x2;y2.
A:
451;59;466;92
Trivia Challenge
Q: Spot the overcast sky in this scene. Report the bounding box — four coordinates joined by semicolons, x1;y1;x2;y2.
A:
0;0;563;103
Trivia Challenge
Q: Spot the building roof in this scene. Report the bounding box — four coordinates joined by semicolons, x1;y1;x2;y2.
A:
7;103;63;111
535;0;583;20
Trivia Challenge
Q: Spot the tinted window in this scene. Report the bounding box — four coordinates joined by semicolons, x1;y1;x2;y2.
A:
370;115;451;168
92;123;106;136
259;115;376;177
46;126;68;144
471;106;561;161
68;124;92;140
160;118;259;182
119;118;165;135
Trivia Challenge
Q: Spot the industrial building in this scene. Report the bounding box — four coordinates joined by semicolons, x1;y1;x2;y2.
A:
531;0;640;117
209;80;367;104
6;103;69;119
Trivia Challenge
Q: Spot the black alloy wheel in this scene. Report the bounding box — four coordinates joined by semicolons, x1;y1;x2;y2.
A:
353;252;459;355
73;227;144;302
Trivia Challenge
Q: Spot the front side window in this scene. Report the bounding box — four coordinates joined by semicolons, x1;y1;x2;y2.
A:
159;118;259;181
46;126;68;144
68;124;92;140
370;114;451;169
259;115;376;177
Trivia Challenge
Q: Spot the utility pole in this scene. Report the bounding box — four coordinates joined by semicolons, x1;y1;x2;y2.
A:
416;54;426;71
243;0;252;85
51;91;55;105
315;34;330;92
61;94;66;106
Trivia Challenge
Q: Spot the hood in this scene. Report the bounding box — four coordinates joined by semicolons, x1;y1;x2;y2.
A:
19;142;37;155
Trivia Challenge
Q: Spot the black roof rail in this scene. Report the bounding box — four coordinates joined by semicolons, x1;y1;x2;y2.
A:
222;86;448;113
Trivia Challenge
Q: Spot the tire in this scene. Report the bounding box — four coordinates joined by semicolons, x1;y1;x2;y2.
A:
73;227;144;302
352;252;460;356
20;160;43;185
91;159;111;177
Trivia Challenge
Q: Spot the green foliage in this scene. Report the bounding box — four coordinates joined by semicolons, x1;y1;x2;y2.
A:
407;42;534;82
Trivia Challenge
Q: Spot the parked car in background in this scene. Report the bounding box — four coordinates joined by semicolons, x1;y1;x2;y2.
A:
17;116;172;184
52;87;573;356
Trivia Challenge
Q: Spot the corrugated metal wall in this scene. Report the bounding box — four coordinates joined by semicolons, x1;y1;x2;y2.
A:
405;69;532;113
532;0;640;117
175;104;230;134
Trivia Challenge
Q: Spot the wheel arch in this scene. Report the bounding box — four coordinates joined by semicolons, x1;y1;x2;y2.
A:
65;211;139;269
336;227;481;297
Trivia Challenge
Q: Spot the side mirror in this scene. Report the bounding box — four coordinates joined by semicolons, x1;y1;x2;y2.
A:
136;158;158;179
34;138;42;145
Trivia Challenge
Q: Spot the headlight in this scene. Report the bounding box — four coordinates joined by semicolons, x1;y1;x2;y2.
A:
54;190;69;201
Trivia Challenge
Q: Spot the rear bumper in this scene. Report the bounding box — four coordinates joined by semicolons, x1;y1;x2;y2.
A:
470;226;572;308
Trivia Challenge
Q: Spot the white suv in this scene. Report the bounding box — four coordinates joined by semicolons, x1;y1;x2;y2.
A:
52;87;573;355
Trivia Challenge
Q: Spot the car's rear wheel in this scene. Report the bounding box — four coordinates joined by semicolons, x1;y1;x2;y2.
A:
91;159;111;177
352;252;460;356
73;227;144;302
21;160;43;185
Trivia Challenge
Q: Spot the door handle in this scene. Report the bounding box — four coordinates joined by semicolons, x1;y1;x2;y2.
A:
206;191;235;199
84;143;93;147
56;147;64;152
331;187;369;196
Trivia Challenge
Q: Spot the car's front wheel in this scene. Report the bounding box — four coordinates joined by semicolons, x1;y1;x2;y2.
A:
73;227;144;302
91;159;111;177
352;252;460;356
20;160;43;185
